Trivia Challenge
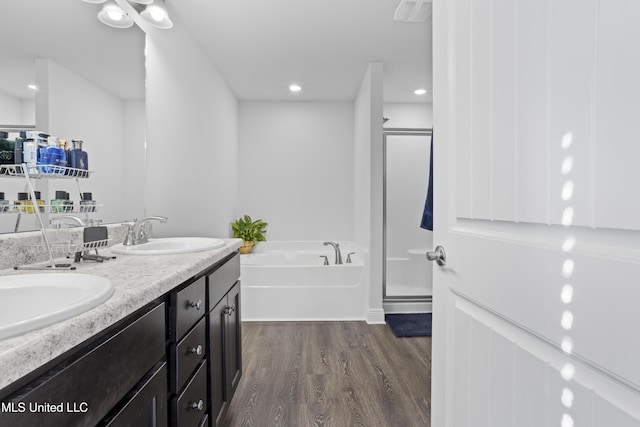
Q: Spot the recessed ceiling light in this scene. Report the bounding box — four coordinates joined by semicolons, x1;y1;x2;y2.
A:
289;84;302;92
414;88;427;95
27;84;38;91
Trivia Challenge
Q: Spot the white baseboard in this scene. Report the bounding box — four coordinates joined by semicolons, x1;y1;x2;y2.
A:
384;301;432;314
366;308;386;324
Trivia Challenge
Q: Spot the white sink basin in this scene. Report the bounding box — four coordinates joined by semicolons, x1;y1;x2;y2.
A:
110;237;226;255
0;274;114;340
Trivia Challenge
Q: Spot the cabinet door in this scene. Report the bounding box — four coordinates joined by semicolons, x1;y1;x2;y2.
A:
224;282;242;402
208;298;226;425
100;362;168;427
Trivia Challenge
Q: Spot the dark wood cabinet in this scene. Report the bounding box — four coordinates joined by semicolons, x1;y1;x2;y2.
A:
0;303;166;427
0;250;241;427
170;252;241;427
206;254;241;427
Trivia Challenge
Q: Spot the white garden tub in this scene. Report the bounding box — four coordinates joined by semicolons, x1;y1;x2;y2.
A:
240;241;367;321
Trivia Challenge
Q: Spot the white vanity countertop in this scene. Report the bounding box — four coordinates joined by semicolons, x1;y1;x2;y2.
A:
0;238;243;391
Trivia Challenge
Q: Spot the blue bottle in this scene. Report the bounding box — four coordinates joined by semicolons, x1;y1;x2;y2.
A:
40;136;67;174
69;140;89;172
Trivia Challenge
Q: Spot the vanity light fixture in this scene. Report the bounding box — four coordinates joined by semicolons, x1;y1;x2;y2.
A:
289;84;302;92
82;0;173;30
140;1;174;29
97;1;134;28
414;88;427;95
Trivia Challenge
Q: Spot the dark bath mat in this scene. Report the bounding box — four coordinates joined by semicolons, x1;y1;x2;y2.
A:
385;313;432;337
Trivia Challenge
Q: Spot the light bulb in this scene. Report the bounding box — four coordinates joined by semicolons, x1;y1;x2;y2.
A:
107;9;123;21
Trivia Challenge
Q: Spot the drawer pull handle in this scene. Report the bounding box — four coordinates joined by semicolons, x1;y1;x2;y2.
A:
188;345;203;356
190;399;204;411
224;306;235;315
189;300;202;310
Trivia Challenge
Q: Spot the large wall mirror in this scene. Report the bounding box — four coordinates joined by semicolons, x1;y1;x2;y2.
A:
0;0;145;233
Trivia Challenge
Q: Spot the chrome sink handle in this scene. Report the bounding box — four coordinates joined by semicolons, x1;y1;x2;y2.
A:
123;216;168;245
319;255;329;265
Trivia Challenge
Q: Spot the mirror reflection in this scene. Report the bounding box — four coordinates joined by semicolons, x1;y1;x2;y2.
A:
0;0;145;233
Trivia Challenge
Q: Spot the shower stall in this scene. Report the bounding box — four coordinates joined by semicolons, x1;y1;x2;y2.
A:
383;128;433;313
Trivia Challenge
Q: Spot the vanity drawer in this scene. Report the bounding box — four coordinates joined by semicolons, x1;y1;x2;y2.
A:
171;360;208;427
170;317;206;394
170;276;206;341
207;253;240;309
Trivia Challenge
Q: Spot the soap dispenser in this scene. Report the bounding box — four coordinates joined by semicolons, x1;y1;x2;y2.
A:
69;140;89;171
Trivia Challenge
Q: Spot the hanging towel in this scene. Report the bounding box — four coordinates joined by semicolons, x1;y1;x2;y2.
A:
420;132;434;231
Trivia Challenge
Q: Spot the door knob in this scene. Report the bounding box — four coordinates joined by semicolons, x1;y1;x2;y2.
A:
426;246;446;266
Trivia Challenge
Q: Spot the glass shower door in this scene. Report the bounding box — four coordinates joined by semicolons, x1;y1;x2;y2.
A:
383;129;433;304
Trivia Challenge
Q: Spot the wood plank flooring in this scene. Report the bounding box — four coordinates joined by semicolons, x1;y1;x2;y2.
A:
222;321;431;427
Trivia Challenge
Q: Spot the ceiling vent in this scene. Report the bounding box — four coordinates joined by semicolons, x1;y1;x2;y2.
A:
393;0;432;22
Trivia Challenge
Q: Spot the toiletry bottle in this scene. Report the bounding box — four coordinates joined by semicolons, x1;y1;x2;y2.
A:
28;191;45;213
69;139;89;171
15;192;28;213
64;192;74;213
41;136;66;174
0;192;9;213
0;131;15;166
22;132;42;175
80;192;96;212
51;190;67;213
13;135;23;165
25;193;35;214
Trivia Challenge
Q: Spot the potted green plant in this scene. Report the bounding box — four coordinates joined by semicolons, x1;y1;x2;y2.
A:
231;214;267;254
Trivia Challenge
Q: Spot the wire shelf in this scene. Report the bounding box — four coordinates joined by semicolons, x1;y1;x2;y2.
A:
0;204;103;215
0;164;91;179
82;239;110;251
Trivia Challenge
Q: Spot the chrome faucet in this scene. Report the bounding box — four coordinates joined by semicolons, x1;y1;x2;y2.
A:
123;216;168;246
323;241;343;265
50;215;86;228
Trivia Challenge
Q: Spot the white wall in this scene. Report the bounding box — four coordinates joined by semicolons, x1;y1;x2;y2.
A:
0;92;24;124
383;103;433;129
145;16;238;238
238;101;354;241
35;59;129;225
354;63;384;323
122;100;146;220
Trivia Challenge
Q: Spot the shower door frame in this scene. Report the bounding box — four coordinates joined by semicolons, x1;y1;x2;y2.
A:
382;128;433;312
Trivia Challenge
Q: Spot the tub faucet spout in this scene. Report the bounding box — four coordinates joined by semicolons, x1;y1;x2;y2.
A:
323;241;343;265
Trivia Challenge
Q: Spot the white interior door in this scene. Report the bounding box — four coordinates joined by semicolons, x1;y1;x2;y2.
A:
432;0;640;425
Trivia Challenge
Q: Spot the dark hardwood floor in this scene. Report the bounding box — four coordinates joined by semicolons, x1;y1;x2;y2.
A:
223;321;431;427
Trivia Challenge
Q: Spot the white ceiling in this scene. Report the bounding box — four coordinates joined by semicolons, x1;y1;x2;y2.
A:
0;0;431;104
169;0;433;103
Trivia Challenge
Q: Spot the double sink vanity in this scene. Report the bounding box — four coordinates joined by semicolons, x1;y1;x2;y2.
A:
0;232;243;427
